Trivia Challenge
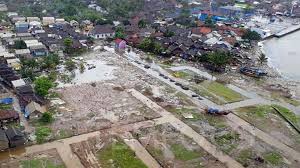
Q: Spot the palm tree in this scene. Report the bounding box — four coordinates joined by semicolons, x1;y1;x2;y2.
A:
258;53;268;65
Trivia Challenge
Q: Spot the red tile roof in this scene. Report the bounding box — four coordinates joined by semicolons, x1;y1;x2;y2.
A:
0;110;19;121
191;27;212;35
115;38;123;44
224;37;237;45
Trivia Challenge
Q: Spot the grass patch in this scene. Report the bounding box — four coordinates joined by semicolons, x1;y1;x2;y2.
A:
0;104;12;110
191;84;226;105
35;127;52;144
55;129;72;140
272;105;300;126
284;98;300;107
271;92;300;106
97;140;147;168
204;114;227;128
263;152;283;166
165;106;227;128
237;149;254;167
159;64;172;69
21;158;64;168
202;81;244;103
237;105;273;118
147;146;164;160
170;143;201;161
215;132;240;154
172;70;196;80
167;107;197;115
175;92;196;106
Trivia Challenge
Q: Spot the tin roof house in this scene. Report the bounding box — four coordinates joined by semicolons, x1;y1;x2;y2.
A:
0;130;9;151
5;126;25;148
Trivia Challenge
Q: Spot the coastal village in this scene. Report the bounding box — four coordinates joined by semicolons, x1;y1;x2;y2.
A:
0;0;299;168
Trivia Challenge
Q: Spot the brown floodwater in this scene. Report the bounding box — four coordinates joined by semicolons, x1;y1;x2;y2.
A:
0;147;26;160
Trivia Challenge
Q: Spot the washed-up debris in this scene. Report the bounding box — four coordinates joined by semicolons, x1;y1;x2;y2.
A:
181;85;189;90
144;65;151;69
50;98;66;106
193;75;207;84
182;113;194;119
87;64;96;70
206;108;231;115
192;94;199;98
240;67;267;78
265;84;292;98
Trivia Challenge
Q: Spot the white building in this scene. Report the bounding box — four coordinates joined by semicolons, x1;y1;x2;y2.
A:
89;25;115;39
42;17;55;26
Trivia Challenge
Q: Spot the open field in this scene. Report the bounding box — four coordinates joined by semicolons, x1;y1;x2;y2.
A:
71;133;147;168
134;123;225;168
191;81;246;105
235;105;300;151
0;149;65;168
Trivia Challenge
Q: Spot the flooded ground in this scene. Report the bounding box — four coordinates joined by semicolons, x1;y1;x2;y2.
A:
0;147;26;160
263;30;300;81
57;59;118;88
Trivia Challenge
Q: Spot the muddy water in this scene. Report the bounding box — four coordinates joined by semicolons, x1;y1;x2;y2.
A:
57;59;118;87
0;147;26;160
263;30;300;81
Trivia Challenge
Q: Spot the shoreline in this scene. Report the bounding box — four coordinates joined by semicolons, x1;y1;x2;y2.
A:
252;41;300;98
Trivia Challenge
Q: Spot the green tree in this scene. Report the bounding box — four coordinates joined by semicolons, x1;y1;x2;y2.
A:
42;54;60;70
48;71;58;82
87;36;95;45
34;77;54;97
258;53;268;64
64;59;76;71
138;38;154;51
204;17;215;28
153;42;164;55
40;112;54;123
138;38;164;54
79;62;85;73
138;19;147;28
20;68;36;81
64;38;73;48
15;40;27;49
114;26;125;39
164;29;175;37
21;58;39;69
63;38;73;53
180;8;190;18
242;29;261;41
205;51;232;67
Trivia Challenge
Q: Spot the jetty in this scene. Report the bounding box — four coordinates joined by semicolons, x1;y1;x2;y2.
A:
274;24;300;38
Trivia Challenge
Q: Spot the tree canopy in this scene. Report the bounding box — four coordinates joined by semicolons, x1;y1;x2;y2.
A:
138;38;165;55
138;19;147;28
242;29;261;41
41;54;60;70
34;77;54;97
205;51;232;67
40;112;54;123
15;40;27;49
197;51;233;72
114;26;125;39
63;38;73;54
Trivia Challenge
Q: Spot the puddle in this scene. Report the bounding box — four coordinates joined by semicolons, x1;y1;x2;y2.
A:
57;59;118;87
0;147;26;160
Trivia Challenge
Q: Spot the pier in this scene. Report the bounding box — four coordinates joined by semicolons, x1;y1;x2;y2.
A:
274;24;300;38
